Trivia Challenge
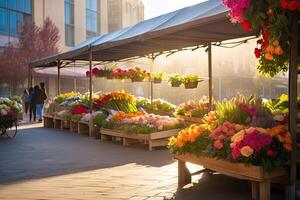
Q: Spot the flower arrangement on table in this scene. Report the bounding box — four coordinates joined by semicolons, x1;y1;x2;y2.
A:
222;0;300;77
0;97;22;133
68;104;89;121
169;122;292;172
54;92;81;104
174;96;211;119
94;90;138;113
103;112;184;134
136;97;177;116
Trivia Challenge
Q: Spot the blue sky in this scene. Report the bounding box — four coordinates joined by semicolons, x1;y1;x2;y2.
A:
142;0;205;19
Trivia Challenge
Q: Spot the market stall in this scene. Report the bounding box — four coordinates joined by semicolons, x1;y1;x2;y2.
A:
30;0;299;199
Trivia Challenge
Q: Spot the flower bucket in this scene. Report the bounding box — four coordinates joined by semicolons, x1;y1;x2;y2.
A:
153;78;162;84
131;77;144;82
171;81;181;87
184;81;198;89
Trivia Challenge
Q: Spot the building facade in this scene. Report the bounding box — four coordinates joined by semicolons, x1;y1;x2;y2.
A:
107;0;144;32
0;0;144;97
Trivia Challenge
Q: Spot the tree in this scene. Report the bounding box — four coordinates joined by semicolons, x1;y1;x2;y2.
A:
0;17;60;95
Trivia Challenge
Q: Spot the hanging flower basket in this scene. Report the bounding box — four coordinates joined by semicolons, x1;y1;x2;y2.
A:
131;77;144;82
153;78;162;84
184;81;198;89
171;81;182;87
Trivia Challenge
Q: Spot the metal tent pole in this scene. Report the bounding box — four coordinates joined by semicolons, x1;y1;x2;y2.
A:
57;60;61;95
88;47;94;137
150;56;155;103
208;43;213;109
288;12;299;200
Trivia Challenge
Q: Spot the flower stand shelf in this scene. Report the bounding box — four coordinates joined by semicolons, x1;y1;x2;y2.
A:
78;121;91;136
70;120;79;133
43;115;54;128
100;128;180;151
175;115;203;123
54;117;64;129
174;154;287;200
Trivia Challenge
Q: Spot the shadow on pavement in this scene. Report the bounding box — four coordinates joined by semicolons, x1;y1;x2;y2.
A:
0;124;174;184
168;173;285;200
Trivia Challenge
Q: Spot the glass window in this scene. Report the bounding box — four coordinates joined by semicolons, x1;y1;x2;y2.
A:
24;0;31;13
65;0;74;46
86;0;97;11
0;0;7;7
17;0;24;12
8;0;16;9
86;0;100;39
65;24;74;46
0;8;8;33
16;12;23;34
9;11;17;35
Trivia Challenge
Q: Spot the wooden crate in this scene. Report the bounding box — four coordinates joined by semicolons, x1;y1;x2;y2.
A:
70;120;79;133
78;121;90;136
175;115;203;123
61;119;70;130
174;154;287;200
100;128;180;151
54;117;64;129
43;115;54;128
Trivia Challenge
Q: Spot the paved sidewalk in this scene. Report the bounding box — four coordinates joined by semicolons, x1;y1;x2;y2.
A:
0;124;284;200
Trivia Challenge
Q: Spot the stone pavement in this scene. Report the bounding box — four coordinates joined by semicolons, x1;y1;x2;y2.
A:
0;124;284;200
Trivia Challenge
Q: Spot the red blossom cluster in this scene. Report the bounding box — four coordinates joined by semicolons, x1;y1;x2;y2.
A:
109;68;131;79
71;105;88;115
281;0;300;11
239;103;257;116
209;122;245;150
94;95;111;107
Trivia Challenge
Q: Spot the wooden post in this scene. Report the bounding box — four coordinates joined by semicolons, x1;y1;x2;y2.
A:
57;60;61;95
288;12;299;200
251;181;259;200
208;43;213;109
178;160;191;187
88;47;94;137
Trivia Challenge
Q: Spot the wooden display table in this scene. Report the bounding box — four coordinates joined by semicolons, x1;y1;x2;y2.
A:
61;119;70;130
54;116;64;129
175;115;203;123
100;128;180;151
70;120;79;133
43;115;54;128
174;154;287;200
78;121;90;136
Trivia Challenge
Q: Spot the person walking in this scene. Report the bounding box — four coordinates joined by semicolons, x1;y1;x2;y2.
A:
28;87;36;122
39;82;47;118
22;89;29;115
34;85;47;122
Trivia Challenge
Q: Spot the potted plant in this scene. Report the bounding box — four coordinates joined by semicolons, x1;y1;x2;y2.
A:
183;74;199;89
168;74;183;87
152;72;165;83
129;67;151;82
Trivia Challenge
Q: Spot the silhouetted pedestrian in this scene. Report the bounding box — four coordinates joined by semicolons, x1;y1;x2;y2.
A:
28;87;36;121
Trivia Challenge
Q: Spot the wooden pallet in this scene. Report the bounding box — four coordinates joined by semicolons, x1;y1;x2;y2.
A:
174;154;287;200
100;128;180;151
43;115;54;128
70;120;79;133
175;115;203;123
54;117;64;129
